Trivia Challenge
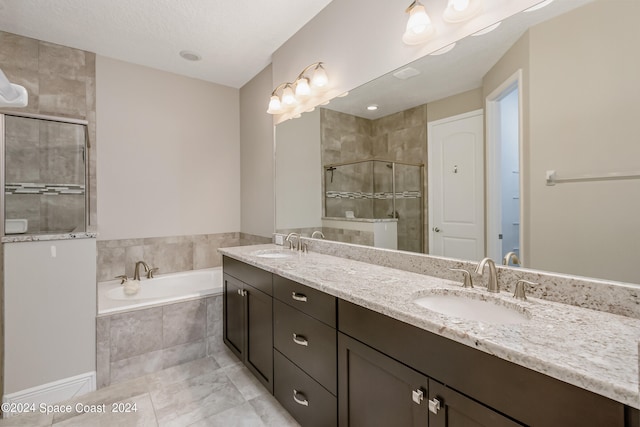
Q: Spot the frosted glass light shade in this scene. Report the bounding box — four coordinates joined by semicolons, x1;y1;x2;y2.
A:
267;95;283;114
282;85;297;105
403;3;434;45
311;66;328;88
295;77;311;96
443;0;482;23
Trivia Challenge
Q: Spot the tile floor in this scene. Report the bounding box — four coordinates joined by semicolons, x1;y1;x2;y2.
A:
0;348;300;427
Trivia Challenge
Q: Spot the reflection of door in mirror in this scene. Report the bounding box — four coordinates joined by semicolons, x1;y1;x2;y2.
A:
428;110;484;260
487;72;522;265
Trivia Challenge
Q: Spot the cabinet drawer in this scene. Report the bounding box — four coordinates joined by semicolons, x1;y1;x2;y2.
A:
273;275;336;327
274;350;337;427
274;299;337;395
223;256;272;295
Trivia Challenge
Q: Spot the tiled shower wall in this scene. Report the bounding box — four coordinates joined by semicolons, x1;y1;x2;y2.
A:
96;232;271;282
0;30;97;229
320;107;427;252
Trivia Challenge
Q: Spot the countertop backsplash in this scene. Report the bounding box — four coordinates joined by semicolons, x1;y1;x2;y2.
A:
274;233;640;319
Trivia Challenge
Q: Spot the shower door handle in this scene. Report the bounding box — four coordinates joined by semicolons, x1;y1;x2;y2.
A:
432;227;441;233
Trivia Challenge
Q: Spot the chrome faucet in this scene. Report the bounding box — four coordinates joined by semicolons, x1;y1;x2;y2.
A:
475;257;499;293
285;233;300;250
502;251;521;266
311;231;325;239
134;260;151;280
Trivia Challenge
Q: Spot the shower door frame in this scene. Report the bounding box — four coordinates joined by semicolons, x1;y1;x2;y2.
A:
0;111;90;237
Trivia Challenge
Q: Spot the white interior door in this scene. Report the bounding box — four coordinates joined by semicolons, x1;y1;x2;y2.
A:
428;110;484;260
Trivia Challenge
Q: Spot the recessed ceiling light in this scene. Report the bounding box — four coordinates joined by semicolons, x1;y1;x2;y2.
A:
524;0;554;13
179;50;202;61
367;104;379;111
430;43;456;56
393;67;420;80
471;21;501;36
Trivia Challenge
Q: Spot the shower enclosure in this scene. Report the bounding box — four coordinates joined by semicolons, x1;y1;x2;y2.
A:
324;159;424;253
1;112;89;236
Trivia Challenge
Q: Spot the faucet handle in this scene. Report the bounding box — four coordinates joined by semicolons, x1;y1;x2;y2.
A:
115;274;128;285
147;267;159;279
449;268;473;288
513;279;538;301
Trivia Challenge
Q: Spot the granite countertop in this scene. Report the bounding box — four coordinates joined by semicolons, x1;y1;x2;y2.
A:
220;244;640;409
1;232;97;243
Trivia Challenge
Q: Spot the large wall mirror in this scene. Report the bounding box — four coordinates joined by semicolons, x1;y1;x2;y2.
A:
275;0;640;286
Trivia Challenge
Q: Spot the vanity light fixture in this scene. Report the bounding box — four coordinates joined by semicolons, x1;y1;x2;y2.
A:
403;1;435;45
443;0;483;23
267;62;330;115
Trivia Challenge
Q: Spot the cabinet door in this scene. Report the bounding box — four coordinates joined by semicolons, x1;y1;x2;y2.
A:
245;283;274;393
428;380;524;427
223;274;244;359
338;333;429;427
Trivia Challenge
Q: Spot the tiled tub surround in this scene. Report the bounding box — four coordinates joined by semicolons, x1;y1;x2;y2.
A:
96;232;271;282
220;243;640;409
96;295;224;389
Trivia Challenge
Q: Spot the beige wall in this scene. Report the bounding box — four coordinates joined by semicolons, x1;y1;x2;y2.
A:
96;56;240;241
526;0;640;282
275;109;322;230
271;0;540;115
240;65;274;238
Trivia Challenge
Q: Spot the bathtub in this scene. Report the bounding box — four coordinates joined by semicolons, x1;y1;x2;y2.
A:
98;267;223;315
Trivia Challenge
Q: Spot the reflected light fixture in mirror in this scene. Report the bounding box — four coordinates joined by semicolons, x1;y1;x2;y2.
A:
403;1;435;45
443;0;483;23
267;62;330;116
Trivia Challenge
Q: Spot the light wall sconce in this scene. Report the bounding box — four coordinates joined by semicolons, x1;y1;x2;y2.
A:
267;62;329;115
403;0;485;46
443;0;483;23
403;1;435;45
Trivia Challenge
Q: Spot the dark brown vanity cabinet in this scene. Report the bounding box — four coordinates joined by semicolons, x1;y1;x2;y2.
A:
222;257;274;393
272;275;338;427
339;300;629;427
338;333;521;427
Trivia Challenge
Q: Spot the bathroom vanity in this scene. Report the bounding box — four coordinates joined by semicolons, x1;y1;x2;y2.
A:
220;245;640;427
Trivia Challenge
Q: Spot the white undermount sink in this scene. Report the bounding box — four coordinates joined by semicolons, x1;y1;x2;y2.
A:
252;249;296;259
413;289;530;324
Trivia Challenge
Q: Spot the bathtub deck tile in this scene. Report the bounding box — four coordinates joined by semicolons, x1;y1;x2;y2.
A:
109;307;163;362
162;299;206;348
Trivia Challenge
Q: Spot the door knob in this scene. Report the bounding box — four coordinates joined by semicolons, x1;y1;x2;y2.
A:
432;227;441;232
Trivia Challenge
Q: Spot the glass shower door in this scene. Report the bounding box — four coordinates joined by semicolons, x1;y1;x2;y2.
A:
3;114;87;235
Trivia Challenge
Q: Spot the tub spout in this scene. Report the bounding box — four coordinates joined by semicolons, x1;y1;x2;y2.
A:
134;261;150;281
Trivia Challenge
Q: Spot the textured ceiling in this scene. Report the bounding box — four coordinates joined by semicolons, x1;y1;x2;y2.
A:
0;0;334;88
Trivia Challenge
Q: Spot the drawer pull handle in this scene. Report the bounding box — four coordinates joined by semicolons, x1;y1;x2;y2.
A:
237;289;246;296
293;389;309;407
291;292;308;302
412;388;424;405
292;333;309;346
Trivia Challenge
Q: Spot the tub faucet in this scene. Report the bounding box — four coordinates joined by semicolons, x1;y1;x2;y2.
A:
311;231;325;239
475;257;499;293
502;251;521;266
134;261;151;280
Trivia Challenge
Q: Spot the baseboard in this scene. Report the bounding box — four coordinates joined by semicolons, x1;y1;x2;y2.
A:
2;371;96;418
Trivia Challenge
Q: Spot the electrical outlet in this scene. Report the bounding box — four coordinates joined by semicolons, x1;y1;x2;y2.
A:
275;235;284;245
